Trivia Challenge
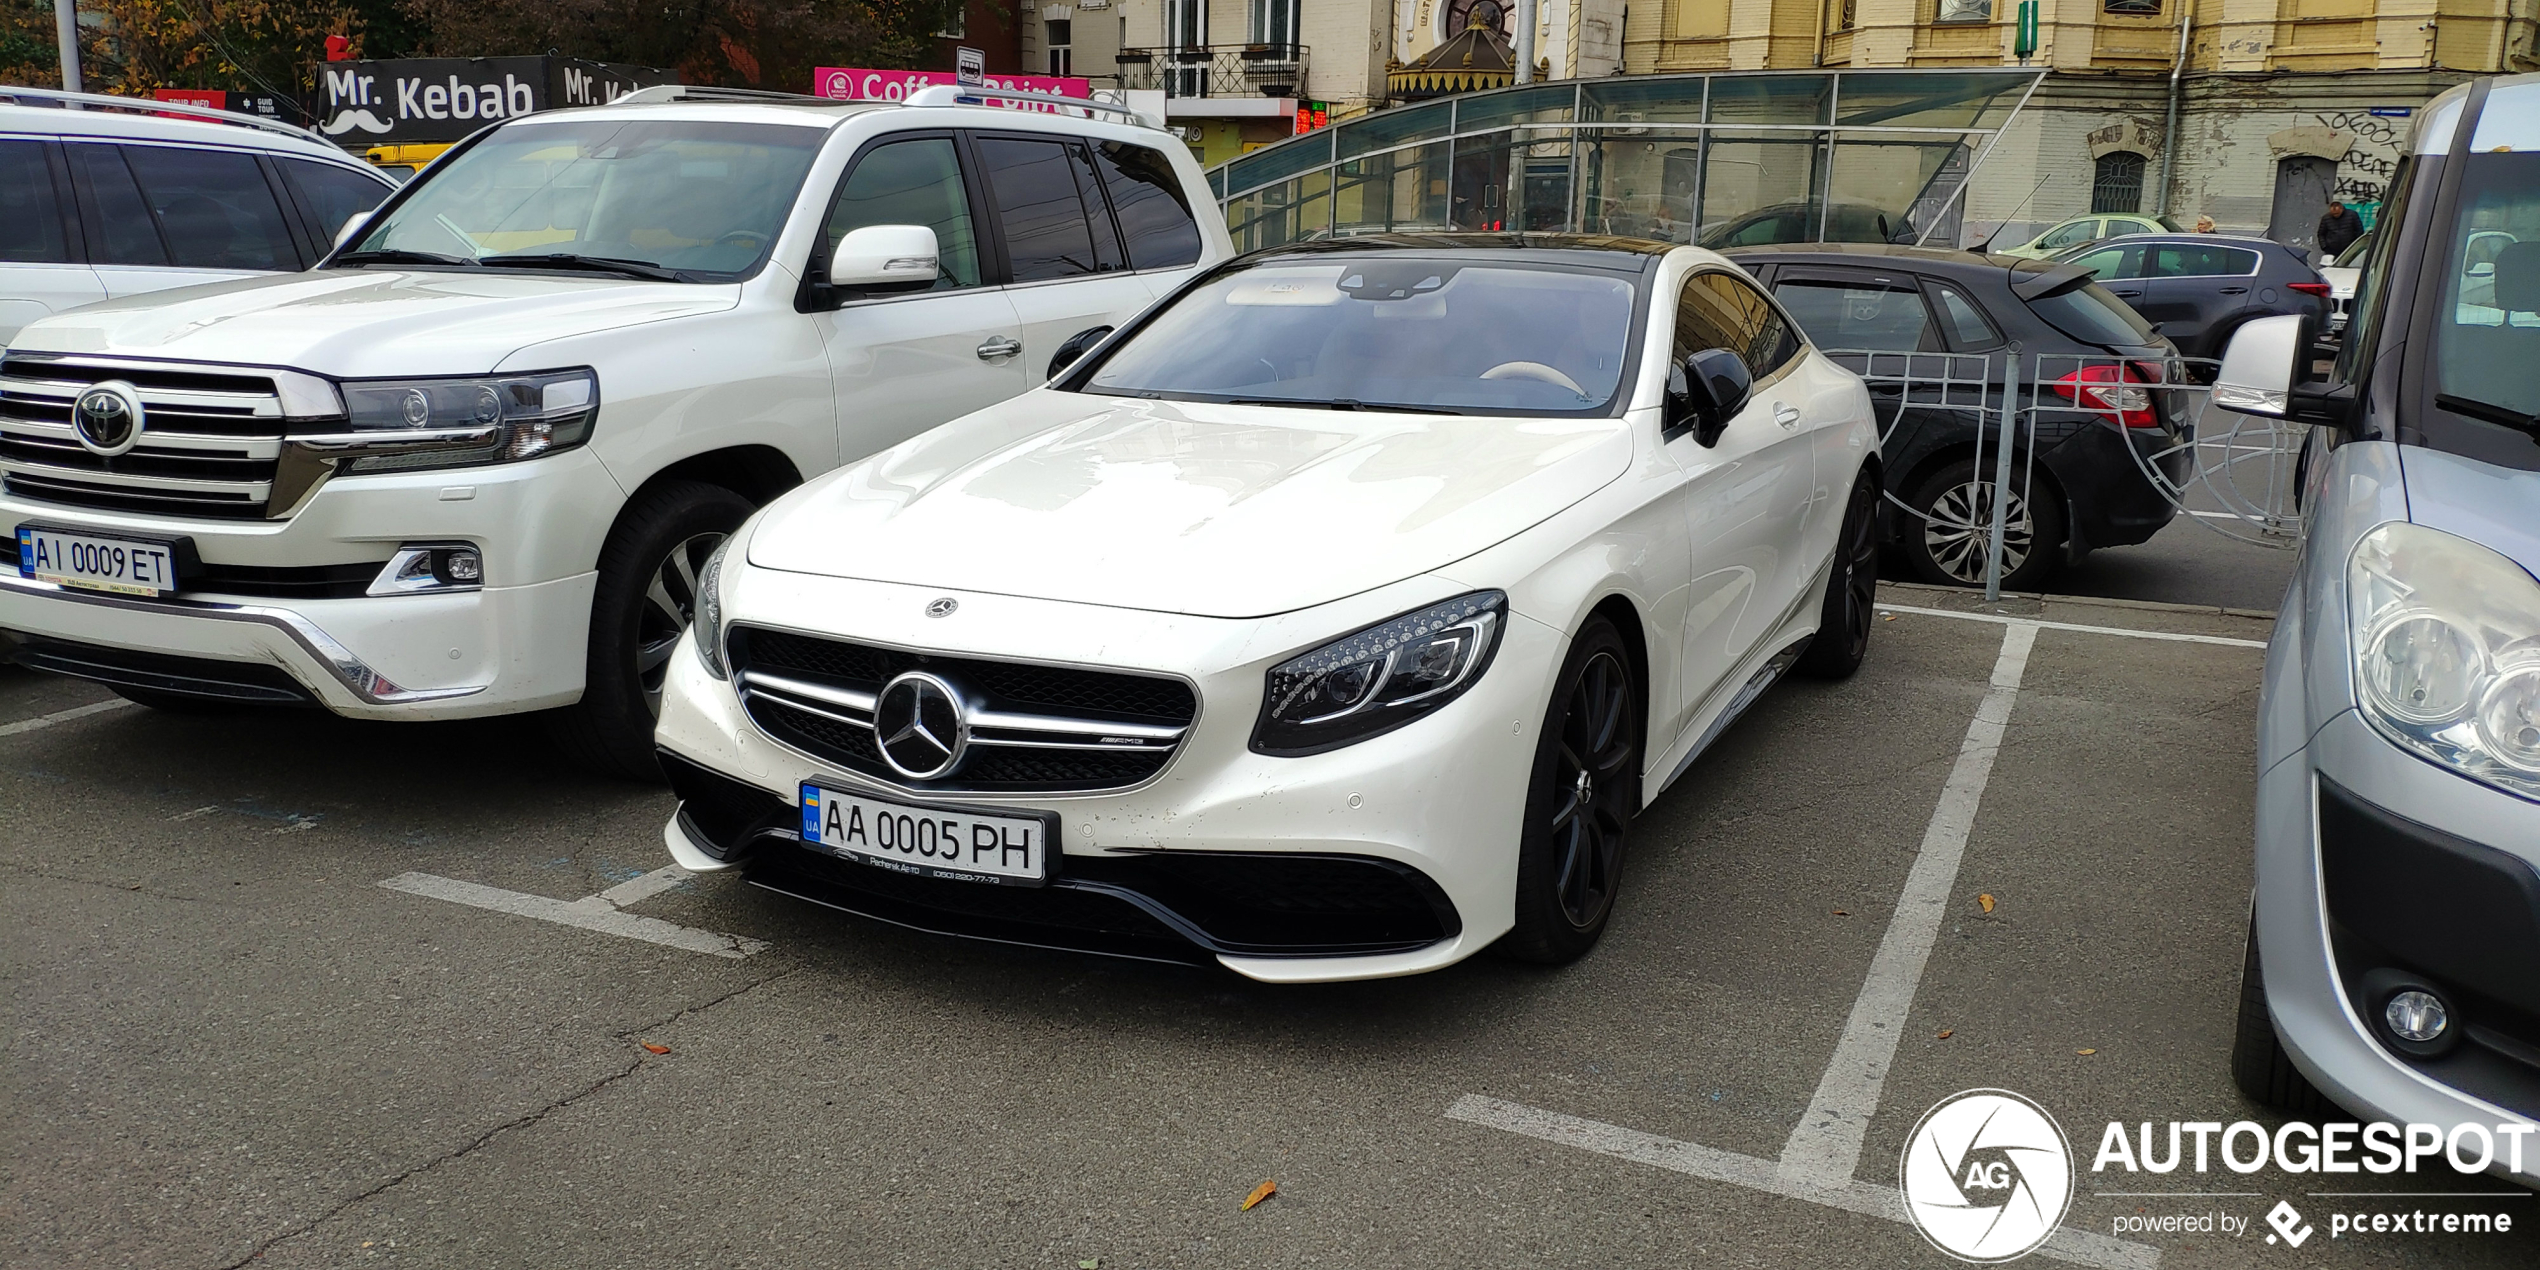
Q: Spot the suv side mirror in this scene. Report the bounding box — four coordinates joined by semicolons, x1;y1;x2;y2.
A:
1047;325;1113;380
331;210;372;251
2212;313;2306;418
800;225;941;311
1665;347;1753;447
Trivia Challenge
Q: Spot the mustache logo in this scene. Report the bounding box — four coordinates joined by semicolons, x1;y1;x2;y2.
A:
321;108;395;136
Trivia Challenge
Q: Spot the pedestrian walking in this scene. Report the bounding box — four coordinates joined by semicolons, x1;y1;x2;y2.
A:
2317;199;2365;255
2194;214;2217;233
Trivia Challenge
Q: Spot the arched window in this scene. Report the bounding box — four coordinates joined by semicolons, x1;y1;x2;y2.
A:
2093;151;2147;214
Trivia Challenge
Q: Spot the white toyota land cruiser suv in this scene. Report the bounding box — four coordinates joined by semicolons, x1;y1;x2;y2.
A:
0;85;1229;777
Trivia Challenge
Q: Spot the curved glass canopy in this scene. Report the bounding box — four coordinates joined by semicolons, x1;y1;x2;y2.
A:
1208;69;2042;254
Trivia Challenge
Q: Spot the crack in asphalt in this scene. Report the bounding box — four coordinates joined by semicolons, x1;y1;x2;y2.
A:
209;968;800;1268
0;862;267;909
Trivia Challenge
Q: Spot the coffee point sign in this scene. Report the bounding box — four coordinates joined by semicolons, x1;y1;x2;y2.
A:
814;67;1091;107
319;57;679;145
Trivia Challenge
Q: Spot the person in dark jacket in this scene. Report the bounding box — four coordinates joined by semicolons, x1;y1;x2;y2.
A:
2318;200;2366;256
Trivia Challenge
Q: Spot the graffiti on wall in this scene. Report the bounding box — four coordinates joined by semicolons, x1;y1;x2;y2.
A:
2315;110;2405;209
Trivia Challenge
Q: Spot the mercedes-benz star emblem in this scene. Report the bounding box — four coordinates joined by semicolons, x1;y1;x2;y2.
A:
872;671;967;780
71;380;147;457
925;597;959;618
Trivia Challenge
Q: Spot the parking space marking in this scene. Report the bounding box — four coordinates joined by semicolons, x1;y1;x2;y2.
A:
379;871;770;958
598;865;698;907
1447;1095;2156;1270
0;698;136;737
1876;602;2269;649
1779;622;2037;1186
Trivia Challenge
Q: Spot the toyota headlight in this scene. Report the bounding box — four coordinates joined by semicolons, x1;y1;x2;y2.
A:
693;536;733;681
310;369;598;473
2349;522;2540;800
1252;591;1506;756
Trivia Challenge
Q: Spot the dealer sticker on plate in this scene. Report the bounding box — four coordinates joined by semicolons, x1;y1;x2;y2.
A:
800;783;1050;885
17;524;180;597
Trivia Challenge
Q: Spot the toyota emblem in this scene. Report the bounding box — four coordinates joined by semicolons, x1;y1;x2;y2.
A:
872;671;968;780
71;380;147;457
925;597;959;618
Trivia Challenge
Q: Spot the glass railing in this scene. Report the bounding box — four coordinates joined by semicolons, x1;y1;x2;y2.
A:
1212;68;2041;255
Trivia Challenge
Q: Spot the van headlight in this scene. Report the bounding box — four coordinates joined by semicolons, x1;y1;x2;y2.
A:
1252;591;1506;756
299;369;598;473
2349;522;2540;799
693;536;732;681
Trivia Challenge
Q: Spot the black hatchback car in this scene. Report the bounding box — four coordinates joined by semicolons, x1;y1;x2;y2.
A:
2048;233;2331;362
1726;244;2190;590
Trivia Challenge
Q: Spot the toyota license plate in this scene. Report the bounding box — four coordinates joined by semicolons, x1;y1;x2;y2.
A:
16;525;181;597
800;784;1052;885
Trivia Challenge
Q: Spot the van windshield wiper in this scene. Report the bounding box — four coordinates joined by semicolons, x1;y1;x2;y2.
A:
478;253;687;282
2434;393;2540;443
1225;397;1462;415
331;248;480;268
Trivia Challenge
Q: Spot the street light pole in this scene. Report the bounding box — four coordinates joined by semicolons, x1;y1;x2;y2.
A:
55;0;82;92
1515;0;1537;84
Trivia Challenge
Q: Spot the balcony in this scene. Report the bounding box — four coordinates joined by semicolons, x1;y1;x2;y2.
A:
1115;43;1308;99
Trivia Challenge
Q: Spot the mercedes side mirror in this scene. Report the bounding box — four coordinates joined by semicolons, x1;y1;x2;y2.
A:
1047;325;1114;380
1666;348;1753;447
331;210;372;251
800;225;941;311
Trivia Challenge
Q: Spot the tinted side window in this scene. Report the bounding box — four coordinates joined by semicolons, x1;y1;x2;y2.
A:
0;140;70;263
976;136;1106;282
1771;279;1934;353
2064;244;2140;280
121;145;299;270
69;145;169;265
824;137;981;290
1927;281;2004;350
2148;244;2259;278
1092;141;1201;269
280;158;391;246
1678;271;1797;377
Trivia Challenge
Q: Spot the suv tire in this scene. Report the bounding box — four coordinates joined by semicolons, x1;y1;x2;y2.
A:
1501;616;1640;965
2230;910;2332;1115
549;480;754;781
1900;459;2066;592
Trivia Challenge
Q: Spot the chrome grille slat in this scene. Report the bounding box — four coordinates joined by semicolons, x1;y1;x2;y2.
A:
0;355;297;520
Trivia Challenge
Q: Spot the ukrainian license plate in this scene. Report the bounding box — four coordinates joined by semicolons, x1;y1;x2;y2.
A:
16;524;181;597
799;783;1052;886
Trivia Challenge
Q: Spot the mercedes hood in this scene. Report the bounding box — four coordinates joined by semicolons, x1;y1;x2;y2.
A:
7;270;739;378
747;391;1637;620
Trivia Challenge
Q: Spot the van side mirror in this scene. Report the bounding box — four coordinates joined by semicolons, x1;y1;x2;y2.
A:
1047;325;1113;380
799;224;941;311
1666;347;1754;447
331;210;372;252
2212;314;2306;418
2493;240;2540;312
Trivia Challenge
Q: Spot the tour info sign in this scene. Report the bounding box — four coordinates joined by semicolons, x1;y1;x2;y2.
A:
317;56;680;145
814;67;1092;109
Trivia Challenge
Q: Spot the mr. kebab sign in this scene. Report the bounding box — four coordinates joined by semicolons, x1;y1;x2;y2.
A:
318;57;679;144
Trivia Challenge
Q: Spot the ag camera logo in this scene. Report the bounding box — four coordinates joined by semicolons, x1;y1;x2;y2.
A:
1901;1088;2076;1263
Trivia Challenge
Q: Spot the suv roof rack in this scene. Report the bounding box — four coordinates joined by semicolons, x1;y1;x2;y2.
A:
902;84;1162;129
0;86;333;146
613;85;857;107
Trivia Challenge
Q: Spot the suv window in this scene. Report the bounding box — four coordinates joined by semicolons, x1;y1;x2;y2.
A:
825;137;982;290
0;140;70;264
2065;244;2142;280
2148;244;2259;278
1928;281;2003;350
279;158;391;246
1771;278;1934;352
976;135;1115;283
69;144;170;265
1678;271;1798;378
1091;141;1201;269
121;145;300;270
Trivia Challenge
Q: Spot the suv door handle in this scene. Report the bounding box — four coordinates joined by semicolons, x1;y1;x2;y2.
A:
2108;288;2144;297
2218;286;2249;295
1773;403;1802;429
977;336;1023;361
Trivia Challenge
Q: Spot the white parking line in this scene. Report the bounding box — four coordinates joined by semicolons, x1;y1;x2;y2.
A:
1779;622;2036;1185
0;698;137;737
598;865;697;907
1877;602;2268;649
1449;623;2160;1267
1447;1096;2156;1270
379;871;769;958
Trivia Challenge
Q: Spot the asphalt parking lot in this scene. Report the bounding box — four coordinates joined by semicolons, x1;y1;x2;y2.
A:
8;582;2532;1269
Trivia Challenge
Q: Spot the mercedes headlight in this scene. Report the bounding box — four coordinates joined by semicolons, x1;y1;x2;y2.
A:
1251;591;1506;756
693;536;733;681
2349;522;2540;800
308;369;598;473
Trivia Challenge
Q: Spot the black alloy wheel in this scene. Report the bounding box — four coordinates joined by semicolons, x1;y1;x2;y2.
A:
548;479;755;782
1797;465;1880;679
1901;459;2066;592
1503;617;1640;964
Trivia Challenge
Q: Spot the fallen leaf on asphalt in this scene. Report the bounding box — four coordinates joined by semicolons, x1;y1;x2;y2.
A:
2076;1048;2098;1056
1078;1260;1100;1269
1937;1029;1954;1040
1832;909;1848;916
640;1042;671;1055
1241;1180;1277;1210
1977;893;1996;914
